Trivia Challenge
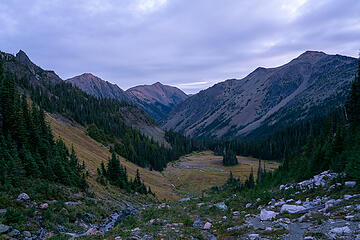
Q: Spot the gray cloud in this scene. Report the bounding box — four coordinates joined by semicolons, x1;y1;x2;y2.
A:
0;0;359;94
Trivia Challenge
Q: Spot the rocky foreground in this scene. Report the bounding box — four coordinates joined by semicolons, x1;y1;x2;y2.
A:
0;171;359;239
105;171;359;240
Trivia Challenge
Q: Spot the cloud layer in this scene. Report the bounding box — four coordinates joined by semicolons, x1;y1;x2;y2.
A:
1;0;359;93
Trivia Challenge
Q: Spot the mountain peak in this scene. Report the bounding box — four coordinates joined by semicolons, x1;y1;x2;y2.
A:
15;50;34;67
153;82;163;86
298;50;326;59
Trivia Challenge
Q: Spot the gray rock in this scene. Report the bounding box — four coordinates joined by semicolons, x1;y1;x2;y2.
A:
0;209;6;214
0;224;10;234
193;218;204;228
260;209;278;221
248;233;260;240
329;226;351;235
203;222;212;230
179;197;190;202
280;204;306;213
17;193;30;201
23;231;31;237
345;181;356;188
7;229;20;237
39;203;49;209
214;202;227;210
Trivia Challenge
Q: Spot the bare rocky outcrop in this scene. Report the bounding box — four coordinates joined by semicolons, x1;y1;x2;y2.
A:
163;51;358;138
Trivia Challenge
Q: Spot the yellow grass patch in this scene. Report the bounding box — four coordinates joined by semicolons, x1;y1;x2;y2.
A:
162;151;279;196
46;114;179;201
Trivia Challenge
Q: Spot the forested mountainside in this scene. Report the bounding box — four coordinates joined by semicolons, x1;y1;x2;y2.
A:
163;51;358;139
0;50;200;171
67;73;188;123
126;82;188;122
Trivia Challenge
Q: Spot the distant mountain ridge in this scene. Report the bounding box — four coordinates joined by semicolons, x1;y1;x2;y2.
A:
126;82;188;122
163;51;358;138
66;73;188;122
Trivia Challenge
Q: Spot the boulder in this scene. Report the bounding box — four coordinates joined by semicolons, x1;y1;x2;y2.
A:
39;203;49;209
179;197;190;202
7;229;20;237
85;228;102;236
233;211;240;216
260;209;278;221
193;218;204;228
23;231;31;237
17;193;30;201
280;204;306;213
330;226;351;235
214;202;227;210
0;224;10;234
248;234;260;240
345;181;356;188
203;222;212;230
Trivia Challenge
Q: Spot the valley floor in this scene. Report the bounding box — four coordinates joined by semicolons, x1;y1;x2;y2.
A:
163;151;279;197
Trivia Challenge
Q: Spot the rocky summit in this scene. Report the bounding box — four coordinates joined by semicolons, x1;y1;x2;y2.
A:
163;51;358;138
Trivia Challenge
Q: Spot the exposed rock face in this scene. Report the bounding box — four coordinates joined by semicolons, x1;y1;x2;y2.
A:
163;51;357;138
0;50;63;86
126;82;188;122
66;73;130;102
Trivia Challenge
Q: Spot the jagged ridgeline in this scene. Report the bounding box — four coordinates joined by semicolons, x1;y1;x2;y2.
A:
0;62;87;189
0;50;199;171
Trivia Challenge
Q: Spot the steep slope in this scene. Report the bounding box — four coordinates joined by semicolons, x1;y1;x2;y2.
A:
126;82;188;122
0;50;169;147
46;113;179;200
163;51;357;138
66;73;130;102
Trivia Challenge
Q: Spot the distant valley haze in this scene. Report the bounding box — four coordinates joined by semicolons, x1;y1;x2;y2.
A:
1;0;360;94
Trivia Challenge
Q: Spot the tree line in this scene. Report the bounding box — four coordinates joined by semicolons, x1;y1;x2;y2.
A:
0;62;87;190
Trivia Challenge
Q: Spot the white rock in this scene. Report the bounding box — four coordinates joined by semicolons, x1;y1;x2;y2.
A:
85;228;102;236
39;203;48;209
280;204;306;213
345;181;356;188
304;237;315;240
260;209;278;221
274;199;285;206
248;233;260;240
245;203;252;208
17;193;30;201
256;198;261;202
344;195;353;200
203;222;212;230
179;197;190;202
233;211;240;216
330;226;351;235
132;227;140;232
115;237;122;240
295;200;302;205
214;202;227;210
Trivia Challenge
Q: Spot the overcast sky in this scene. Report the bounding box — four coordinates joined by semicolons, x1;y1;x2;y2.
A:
1;0;359;93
